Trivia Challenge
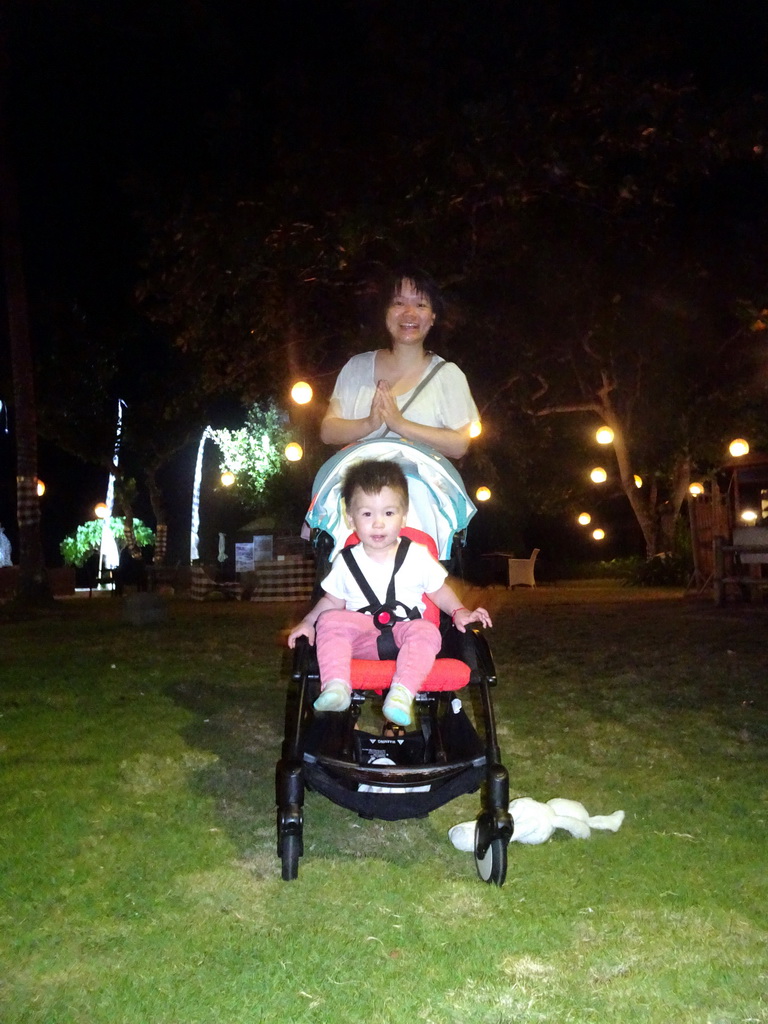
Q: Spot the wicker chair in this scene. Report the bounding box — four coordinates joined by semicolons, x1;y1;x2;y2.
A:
506;549;539;588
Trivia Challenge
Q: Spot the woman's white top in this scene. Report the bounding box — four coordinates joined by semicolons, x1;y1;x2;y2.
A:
329;351;479;441
321;539;448;616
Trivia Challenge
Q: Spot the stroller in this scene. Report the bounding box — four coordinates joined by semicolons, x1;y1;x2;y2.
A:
276;439;513;884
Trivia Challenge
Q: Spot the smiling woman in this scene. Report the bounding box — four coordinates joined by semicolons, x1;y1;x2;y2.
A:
319;267;480;460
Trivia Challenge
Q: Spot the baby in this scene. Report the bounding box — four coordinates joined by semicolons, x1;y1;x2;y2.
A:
288;459;491;727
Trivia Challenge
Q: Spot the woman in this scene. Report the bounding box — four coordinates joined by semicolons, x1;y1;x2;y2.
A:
320;268;479;460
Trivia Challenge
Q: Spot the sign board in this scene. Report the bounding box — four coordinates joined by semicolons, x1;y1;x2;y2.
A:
235;543;254;573
252;534;274;563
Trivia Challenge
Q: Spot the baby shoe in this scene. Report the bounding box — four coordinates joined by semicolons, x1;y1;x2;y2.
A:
382;683;414;727
313;679;352;712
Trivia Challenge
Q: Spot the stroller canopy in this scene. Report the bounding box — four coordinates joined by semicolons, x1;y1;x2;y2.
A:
305;439;477;560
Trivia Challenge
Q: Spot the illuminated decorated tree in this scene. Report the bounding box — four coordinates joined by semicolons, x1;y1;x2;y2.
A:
210;400;293;508
60;517;154;568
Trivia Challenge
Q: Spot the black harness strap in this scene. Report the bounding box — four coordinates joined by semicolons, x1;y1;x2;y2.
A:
341;537;420;660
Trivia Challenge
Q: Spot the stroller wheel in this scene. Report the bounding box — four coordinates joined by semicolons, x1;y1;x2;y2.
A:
281;831;301;881
474;820;507;886
276;761;304;881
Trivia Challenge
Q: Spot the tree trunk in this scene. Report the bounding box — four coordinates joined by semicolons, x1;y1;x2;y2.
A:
591;400;691;559
146;465;168;565
0;37;50;603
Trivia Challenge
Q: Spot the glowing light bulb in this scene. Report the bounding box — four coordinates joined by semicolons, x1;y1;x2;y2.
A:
285;442;303;462
592;528;605;540
36;479;46;497
729;438;749;458
741;510;758;523
590;467;607;483
577;513;592;525
469;420;482;438
634;475;643;489
220;471;236;487
688;482;704;496
595;426;614;445
94;502;108;519
290;381;313;405
475;486;491;502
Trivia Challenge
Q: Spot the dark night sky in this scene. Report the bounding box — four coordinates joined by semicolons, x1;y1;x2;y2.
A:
2;0;768;563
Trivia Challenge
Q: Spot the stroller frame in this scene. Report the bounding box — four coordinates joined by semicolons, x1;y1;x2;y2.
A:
276;548;513;886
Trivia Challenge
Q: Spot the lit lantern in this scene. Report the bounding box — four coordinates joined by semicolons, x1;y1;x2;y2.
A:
634;475;643;489
688;482;704;496
577;512;592;525
469;420;482;438
729;438;750;458
592;528;606;540
595;426;614;445
741;510;758;523
290;381;313;405
285;442;303;462
36;479;46;497
220;471;236;487
590;467;607;483
94;502;108;519
475;486;491;502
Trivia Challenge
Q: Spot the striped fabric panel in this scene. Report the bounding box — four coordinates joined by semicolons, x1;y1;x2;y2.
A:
249;561;315;602
16;476;40;527
190;566;243;601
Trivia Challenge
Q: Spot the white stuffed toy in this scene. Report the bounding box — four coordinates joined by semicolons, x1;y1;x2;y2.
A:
448;798;625;852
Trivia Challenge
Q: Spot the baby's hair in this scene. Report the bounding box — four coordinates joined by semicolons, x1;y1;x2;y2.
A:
342;459;409;510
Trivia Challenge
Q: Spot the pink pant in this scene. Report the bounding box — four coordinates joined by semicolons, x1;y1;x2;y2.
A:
315;609;442;695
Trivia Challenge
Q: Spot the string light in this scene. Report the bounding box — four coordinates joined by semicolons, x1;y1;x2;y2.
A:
290;381;313;405
595;426;614;445
729;438;749;458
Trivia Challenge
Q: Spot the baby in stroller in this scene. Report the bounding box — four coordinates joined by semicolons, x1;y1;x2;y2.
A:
287;459;492;727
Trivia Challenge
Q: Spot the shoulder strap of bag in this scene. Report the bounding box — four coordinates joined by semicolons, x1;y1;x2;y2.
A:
398;358;446;417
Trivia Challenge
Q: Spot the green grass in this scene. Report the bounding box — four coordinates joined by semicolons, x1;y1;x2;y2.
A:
1;585;767;1023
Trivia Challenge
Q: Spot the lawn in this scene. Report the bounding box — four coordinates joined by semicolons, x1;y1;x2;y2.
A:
1;583;766;1024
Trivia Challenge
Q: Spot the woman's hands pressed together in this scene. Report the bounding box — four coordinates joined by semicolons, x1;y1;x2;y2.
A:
372;380;404;435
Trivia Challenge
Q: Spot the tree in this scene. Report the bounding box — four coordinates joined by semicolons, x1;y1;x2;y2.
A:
59;516;154;567
0;20;49;602
210;401;289;504
132;4;768;556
